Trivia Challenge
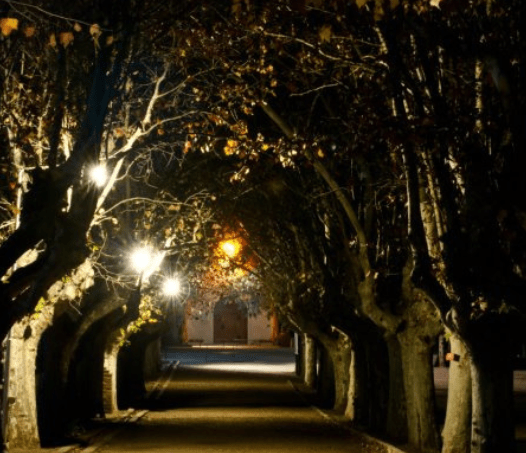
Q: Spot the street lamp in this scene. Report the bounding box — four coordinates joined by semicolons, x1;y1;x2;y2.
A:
162;277;181;297
220;239;241;258
89;164;108;187
129;246;165;281
130;246;154;273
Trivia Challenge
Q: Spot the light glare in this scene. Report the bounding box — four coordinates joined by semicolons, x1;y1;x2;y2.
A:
89;164;108;187
221;240;240;258
163;277;181;296
130;246;154;273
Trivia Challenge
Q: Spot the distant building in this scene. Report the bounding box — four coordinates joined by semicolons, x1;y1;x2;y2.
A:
183;298;278;345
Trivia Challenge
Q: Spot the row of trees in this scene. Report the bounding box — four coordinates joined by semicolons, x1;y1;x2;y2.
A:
0;1;222;449
171;2;526;453
1;1;526;453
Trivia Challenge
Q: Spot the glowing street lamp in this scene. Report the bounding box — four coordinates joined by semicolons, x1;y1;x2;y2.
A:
130;246;154;274
162;277;181;297
89;164;108;187
220;239;240;258
130;246;165;281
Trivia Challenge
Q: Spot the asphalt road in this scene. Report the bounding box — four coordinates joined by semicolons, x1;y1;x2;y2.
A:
74;346;387;453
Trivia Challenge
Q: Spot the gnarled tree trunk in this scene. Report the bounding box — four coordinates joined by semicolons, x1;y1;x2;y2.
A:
319;331;352;413
399;331;440;453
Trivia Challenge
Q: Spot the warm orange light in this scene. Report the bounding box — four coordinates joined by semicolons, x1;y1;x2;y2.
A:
220;240;241;258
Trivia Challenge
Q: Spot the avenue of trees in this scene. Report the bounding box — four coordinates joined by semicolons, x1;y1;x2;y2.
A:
1;1;525;453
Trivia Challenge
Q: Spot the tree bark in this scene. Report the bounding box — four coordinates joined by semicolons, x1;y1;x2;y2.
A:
302;334;317;389
3;323;41;450
399;332;440;453
345;335;367;424
319;332;352;413
316;344;335;409
385;334;407;442
102;343;120;416
442;333;471;453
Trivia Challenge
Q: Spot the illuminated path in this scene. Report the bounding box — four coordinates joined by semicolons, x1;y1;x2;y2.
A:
87;347;383;453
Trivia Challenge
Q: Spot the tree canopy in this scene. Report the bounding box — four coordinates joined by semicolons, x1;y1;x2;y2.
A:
1;1;526;452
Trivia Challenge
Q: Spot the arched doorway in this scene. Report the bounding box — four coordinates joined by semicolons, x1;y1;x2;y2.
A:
213;299;248;344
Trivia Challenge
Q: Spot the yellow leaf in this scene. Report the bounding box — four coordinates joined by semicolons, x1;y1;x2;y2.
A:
90;23;101;48
90;23;101;38
59;32;74;48
49;33;57;48
317;148;325;158
429;0;442;6
73;22;82;32
23;26;36;38
106;35;114;45
391;0;400;8
0;18;19;36
356;0;368;8
319;24;331;43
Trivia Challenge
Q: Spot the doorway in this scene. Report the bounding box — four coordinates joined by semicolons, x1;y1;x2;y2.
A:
213;300;248;344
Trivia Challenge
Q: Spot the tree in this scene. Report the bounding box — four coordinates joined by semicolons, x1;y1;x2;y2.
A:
0;1;214;447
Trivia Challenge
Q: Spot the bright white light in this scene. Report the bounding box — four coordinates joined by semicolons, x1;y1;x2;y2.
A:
130;247;165;279
89;164;108;187
184;363;295;374
162;277;181;297
130;246;154;273
143;251;165;280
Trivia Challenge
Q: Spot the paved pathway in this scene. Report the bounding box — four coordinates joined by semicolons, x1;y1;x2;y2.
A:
12;348;526;453
74;347;386;453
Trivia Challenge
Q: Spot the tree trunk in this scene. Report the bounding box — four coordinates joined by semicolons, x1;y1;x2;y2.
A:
3;323;41;450
385;334;407;442
345;336;368;423
102;343;120;416
316;344;335;409
320;333;352;413
302;334;317;389
442;333;471;453
438;335;447;368
399;332;440;453
3;299;62;450
467;316;515;453
143;338;161;380
60;288;124;384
